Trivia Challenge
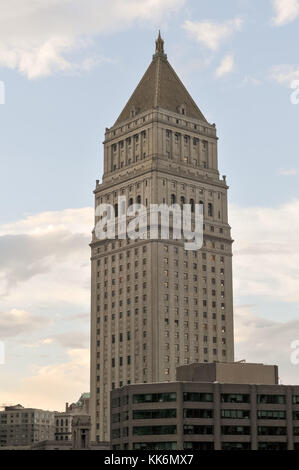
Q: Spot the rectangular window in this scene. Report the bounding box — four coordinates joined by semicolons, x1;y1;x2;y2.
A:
183;392;213;403
133;425;177;436
221;394;250;404
257;395;286;405
133;393;177;404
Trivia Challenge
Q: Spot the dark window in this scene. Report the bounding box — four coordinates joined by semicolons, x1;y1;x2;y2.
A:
221;410;250;419
258;410;286;420
184;425;213;435
258;442;287;451
257;395;286;405
222;443;251;451
133;425;177;436
133;393;177;404
221;426;250;435
183;409;213;419
133;442;177;450
258;426;287;436
183;392;213;403
221;394;250;404
184;442;214;450
133;409;176;420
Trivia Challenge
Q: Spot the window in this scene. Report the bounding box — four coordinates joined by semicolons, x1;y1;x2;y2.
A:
208;203;213;217
133;425;177;436
221;426;250;436
258;410;286;420
221;394;250;404
184;409;213;419
190;199;195;213
133;409;176;420
133;442;177;450
258;426;286;436
221;410;250;419
184;425;213;435
171;194;176;205
133;393;177;404
257;395;286;405
183;392;213;403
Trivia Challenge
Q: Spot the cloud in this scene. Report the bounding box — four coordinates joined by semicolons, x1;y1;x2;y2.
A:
270;64;299;86
235;305;299;385
271;0;299;26
0;308;51;338
183;17;242;51
216;54;234;78
240;75;262;87
0;208;93;297
230;200;299;303
279;168;298;176
0;0;185;79
0;348;89;410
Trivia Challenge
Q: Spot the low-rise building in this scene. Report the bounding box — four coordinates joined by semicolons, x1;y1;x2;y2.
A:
54;392;90;442
0;405;55;448
110;362;299;451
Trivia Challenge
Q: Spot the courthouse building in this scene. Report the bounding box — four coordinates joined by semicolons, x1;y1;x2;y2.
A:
90;33;234;442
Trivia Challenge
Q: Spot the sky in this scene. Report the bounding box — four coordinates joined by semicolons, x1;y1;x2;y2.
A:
1;0;299;410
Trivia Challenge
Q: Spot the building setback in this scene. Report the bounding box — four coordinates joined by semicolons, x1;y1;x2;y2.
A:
90;32;234;442
110;363;299;450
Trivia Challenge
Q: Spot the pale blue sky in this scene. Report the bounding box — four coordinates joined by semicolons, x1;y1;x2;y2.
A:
1;0;299;223
0;0;299;409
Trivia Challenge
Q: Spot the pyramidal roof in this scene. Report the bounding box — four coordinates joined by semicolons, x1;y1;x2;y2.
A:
114;32;208;126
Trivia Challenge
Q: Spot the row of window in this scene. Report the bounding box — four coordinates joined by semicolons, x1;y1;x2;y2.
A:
112;408;296;423
112;393;299;406
112;425;299;438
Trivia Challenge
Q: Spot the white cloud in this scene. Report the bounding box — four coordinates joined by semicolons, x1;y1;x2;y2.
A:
231;200;299;303
0;348;89;410
240;75;262;87
0;0;185;79
279;168;298;176
270;64;299;86
1;200;299;408
216;54;235;78
0;208;93;296
183;17;242;51
0;308;51;338
272;0;299;26
235;305;299;385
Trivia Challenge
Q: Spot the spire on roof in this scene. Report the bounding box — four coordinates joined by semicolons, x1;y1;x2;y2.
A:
113;33;208;126
155;30;164;54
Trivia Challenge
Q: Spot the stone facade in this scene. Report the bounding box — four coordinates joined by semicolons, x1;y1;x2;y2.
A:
90;34;234;442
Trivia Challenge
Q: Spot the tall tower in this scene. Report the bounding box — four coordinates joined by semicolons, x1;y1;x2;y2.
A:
90;34;234;442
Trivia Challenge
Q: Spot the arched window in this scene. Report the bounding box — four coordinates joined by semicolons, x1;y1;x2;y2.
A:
136;195;141;205
180;196;185;207
190;199;195;213
129;198;133;207
114;203;118;218
208;203;213;217
171;194;176;205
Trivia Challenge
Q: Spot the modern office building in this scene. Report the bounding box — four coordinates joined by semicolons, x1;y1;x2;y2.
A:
90;32;234;442
0;404;55;448
110;362;299;450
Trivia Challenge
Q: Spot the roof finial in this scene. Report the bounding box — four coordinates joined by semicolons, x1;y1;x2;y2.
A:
155;30;164;54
